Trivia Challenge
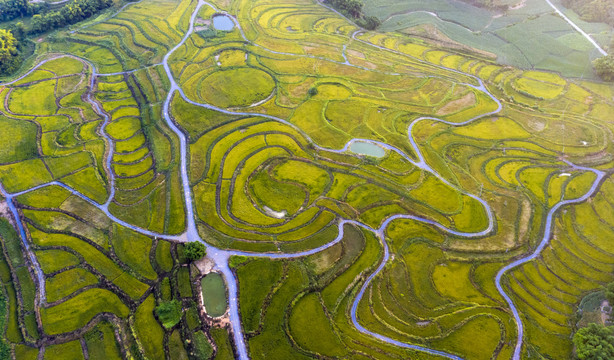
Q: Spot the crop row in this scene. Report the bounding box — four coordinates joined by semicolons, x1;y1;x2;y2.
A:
2;183;224;359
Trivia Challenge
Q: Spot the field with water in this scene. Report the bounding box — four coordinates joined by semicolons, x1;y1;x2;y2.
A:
0;0;613;359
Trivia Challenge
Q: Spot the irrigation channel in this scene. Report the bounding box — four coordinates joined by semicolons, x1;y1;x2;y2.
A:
0;1;607;359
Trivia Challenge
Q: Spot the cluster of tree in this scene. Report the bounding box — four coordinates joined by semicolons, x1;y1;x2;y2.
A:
325;0;381;30
0;0;115;75
0;29;21;75
183;242;206;262
0;0;46;22
327;0;361;18
561;0;614;27
29;0;113;34
573;323;614;359
593;55;614;81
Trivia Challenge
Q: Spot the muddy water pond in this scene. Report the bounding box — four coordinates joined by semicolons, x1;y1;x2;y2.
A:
201;272;227;317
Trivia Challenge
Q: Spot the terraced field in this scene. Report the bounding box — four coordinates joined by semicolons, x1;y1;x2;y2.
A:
0;0;613;359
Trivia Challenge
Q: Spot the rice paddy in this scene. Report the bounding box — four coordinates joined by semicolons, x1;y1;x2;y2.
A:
0;0;612;358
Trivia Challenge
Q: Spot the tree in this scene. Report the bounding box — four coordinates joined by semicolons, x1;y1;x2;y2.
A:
328;0;362;18
0;29;20;75
573;323;614;359
9;21;26;40
28;0;114;35
358;15;381;30
184;242;206;262
30;14;46;33
0;0;44;22
593;55;614;81
326;0;380;30
604;282;614;305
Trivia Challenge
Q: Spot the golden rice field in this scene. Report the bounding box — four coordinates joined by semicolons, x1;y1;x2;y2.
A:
0;0;612;359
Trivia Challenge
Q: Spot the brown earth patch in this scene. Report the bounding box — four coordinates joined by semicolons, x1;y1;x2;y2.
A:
347;49;365;59
527;119;546;132
436;92;476;115
0;201;16;227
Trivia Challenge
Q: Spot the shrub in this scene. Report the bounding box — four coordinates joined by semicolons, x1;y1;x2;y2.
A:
192;332;213;359
155;300;182;329
196;29;225;39
0;30;21;75
229;255;248;269
593;55;614;81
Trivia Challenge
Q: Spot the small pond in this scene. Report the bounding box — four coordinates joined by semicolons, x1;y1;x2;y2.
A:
201;272;227;317
212;15;235;31
349;141;386;158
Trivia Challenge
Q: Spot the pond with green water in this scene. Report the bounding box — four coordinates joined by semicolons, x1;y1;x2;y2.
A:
201;272;227;317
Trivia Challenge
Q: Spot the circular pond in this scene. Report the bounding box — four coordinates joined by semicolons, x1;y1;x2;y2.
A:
212;15;235;31
201;272;227;317
349;141;386;158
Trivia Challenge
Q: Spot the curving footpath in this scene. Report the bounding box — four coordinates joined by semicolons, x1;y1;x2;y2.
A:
495;160;606;359
0;1;607;359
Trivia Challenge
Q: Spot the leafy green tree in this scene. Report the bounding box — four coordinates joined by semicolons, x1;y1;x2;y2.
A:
326;0;380;29
0;0;45;22
328;0;361;18
604;282;614;305
184;242;206;262
358;15;381;30
14;22;25;39
155;300;182;329
0;29;20;75
593;55;614;81
29;0;114;34
573;323;614;359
